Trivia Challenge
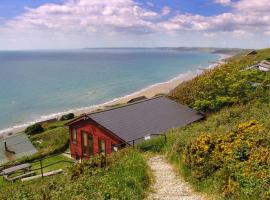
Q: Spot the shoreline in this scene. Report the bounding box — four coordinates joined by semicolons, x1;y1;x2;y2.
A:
0;53;231;137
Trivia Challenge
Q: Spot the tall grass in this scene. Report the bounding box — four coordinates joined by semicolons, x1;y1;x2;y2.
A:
1;148;151;200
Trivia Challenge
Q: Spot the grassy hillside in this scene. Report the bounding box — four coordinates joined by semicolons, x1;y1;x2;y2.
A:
1;148;150;200
169;48;270;112
140;48;270;199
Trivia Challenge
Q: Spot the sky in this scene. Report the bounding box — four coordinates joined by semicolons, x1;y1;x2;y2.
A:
0;0;269;50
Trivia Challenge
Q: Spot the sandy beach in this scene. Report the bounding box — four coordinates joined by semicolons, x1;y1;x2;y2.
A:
0;54;231;137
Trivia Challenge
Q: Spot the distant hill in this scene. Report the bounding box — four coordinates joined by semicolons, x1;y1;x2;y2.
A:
172;47;250;55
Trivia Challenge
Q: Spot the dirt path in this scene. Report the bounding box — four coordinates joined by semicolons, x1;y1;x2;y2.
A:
146;156;205;200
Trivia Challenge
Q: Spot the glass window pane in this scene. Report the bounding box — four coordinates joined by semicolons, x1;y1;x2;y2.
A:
72;129;77;143
88;135;93;156
83;132;87;146
82;131;88;156
99;140;105;155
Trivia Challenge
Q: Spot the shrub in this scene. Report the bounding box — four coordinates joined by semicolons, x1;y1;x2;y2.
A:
183;120;270;199
60;113;75;121
25;123;44;135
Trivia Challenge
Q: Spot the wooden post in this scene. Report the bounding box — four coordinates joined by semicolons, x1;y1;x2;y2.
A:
4;141;7;152
40;160;44;178
164;135;167;143
132;140;135;147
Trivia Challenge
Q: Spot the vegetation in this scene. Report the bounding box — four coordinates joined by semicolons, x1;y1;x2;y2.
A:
1;149;151;200
169;49;270;112
30;126;69;155
60;113;75;121
137;135;167;153
184;120;270;199
142;49;270;199
25;123;44;135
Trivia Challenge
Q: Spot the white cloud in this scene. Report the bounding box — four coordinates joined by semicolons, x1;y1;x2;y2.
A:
0;0;269;49
5;0;161;34
157;0;270;37
214;0;232;6
234;0;270;12
146;1;154;7
161;6;171;16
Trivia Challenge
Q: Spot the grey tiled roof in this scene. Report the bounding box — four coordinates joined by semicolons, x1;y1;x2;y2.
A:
89;97;204;144
258;60;270;69
0;133;37;165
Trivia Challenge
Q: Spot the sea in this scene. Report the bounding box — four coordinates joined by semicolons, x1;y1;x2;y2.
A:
0;48;219;135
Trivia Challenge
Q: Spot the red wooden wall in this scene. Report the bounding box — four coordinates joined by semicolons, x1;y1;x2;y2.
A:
69;119;123;159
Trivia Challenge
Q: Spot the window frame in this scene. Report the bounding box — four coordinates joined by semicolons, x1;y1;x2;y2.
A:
82;131;88;156
71;128;77;144
98;139;106;155
88;134;93;156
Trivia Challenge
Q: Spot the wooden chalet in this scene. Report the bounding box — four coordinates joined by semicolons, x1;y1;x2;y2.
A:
66;97;204;159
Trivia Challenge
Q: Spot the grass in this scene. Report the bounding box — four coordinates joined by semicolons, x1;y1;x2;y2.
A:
30;126;69;154
0;148;151;200
30;154;73;174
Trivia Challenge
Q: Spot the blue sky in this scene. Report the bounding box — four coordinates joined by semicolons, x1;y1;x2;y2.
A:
0;0;231;19
0;0;269;50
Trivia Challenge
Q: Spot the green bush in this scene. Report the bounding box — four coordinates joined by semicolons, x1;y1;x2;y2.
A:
25;123;44;135
60;113;75;121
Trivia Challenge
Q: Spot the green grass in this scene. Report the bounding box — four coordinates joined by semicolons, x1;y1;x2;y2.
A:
30;126;69;154
0;148;151;200
30;154;72;174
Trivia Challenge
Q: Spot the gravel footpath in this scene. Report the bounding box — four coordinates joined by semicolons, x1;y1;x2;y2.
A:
146;156;205;200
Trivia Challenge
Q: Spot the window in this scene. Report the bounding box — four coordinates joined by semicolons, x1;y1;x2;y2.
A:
72;128;77;144
82;131;88;156
112;144;118;152
88;134;93;156
99;139;105;155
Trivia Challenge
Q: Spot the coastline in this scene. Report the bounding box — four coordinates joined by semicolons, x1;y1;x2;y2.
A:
0;53;231;137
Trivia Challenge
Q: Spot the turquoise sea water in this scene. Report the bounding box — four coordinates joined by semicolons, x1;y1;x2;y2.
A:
0;48;218;133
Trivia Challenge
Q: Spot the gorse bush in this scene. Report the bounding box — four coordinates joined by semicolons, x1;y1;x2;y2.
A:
183;121;270;199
